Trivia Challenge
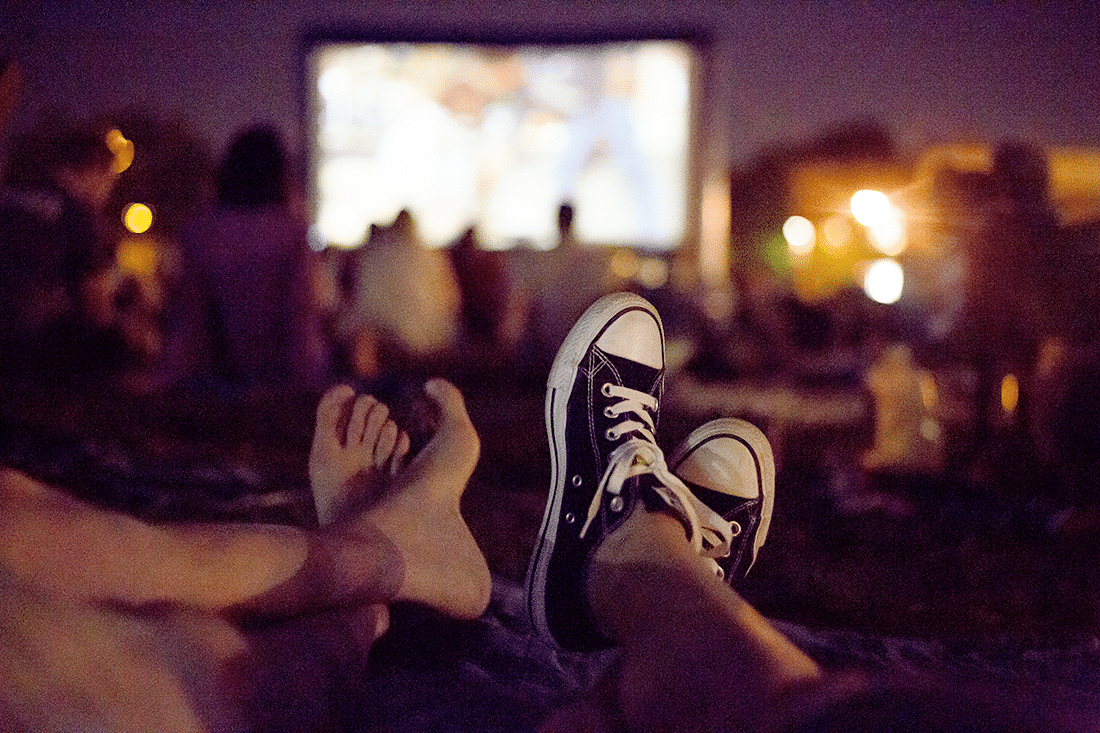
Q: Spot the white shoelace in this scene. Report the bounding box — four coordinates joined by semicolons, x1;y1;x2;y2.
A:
579;383;734;576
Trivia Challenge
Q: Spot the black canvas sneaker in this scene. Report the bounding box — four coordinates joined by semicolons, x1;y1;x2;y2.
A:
526;293;732;652
668;418;775;585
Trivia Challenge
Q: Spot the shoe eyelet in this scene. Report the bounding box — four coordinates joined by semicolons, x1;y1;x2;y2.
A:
571;474;583;487
603;406;615;418
565;512;576;524
729;521;742;537
601;383;614;397
605;428;617;441
609;496;624;512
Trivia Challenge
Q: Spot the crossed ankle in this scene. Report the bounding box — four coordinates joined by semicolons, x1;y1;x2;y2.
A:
640;486;695;544
322;521;406;607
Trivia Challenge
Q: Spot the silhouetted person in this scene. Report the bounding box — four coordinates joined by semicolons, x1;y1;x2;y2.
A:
338;209;462;377
945;142;1085;498
526;202;624;364
161;124;329;393
0;120;127;383
448;225;528;361
1011;149;1100;507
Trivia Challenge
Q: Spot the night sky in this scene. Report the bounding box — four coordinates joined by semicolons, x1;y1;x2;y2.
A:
2;1;1098;169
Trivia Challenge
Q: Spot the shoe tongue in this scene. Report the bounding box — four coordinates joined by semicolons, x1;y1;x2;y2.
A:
680;479;758;520
597;348;663;398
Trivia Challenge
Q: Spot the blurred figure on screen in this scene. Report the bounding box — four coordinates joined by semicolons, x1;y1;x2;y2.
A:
160;124;329;394
532;50;660;243
339;209;462;377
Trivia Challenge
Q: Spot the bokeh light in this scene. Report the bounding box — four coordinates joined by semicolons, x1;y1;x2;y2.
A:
862;258;904;304
919;372;938;410
1001;373;1019;414
821;214;852;251
850;189;892;227
123;203;153;234
867;204;907;256
635;256;669;289
116;238;158;277
106;128;135;174
610;248;638;280
782;215;816;256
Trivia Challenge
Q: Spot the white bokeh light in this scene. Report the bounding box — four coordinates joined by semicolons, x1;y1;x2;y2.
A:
868;206;907;256
782;215;816;256
863;258;904;304
850;189;892;227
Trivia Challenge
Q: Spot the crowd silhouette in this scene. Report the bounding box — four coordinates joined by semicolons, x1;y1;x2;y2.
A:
1;106;1099;519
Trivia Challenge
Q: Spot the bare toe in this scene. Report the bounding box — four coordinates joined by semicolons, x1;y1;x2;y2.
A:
356;380;490;618
311;389;406;526
407;379;480;481
347;394;381;447
361;400;390;452
389;432;410;477
310;385;358;523
374;420;398;469
315;385;355;447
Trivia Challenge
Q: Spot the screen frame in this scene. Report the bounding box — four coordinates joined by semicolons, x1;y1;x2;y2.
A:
297;21;711;253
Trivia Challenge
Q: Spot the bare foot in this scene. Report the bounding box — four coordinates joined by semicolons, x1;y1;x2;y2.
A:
350;378;491;619
309;385;411;526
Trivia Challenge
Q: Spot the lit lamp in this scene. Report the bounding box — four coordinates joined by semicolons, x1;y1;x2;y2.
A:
123;203;153;234
852;189;907;256
118;203;157;278
862;258;904;304
782;215;815;257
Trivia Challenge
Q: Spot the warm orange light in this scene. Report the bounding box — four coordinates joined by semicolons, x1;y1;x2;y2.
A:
918;372;938;410
123;203;153;234
610;248;637;280
850;189;891;227
699;175;730;284
1001;374;1019;414
821;214;852;251
116;237;158;277
106;129;135;174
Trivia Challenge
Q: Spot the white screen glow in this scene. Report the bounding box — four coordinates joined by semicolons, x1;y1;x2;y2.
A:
307;41;693;250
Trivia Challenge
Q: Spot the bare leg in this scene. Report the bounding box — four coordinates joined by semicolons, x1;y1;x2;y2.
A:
172;377;489;618
0;378;489;730
0;578;249;732
237;378;490;728
586;508;823;733
0;379;487;619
